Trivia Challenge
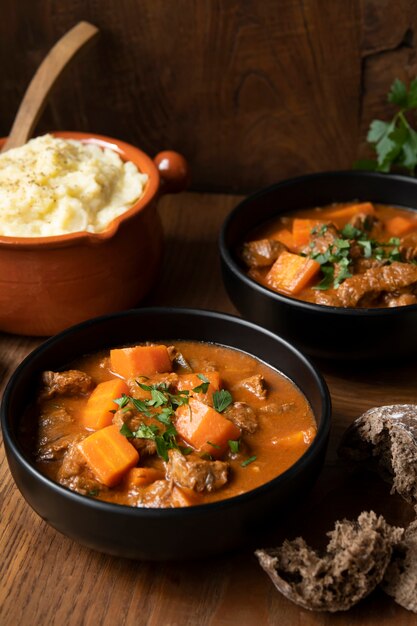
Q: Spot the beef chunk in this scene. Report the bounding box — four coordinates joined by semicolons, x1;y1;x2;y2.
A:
241;239;286;268
313;290;342;306
336;262;417;307
384;292;417;307
350;213;383;238
238;374;267;399
40;369;93;400
36;407;79;461
112;409;157;457
339;404;417;506
255;511;403;612
127;479;203;508
225;402;257;433
302;223;339;256
57;442;104;495
166;449;229;492
127;372;179;397
166;346;193;371
382;519;417;613
400;231;417;261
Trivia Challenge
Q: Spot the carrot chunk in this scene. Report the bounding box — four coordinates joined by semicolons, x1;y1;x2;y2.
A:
177;372;221;402
325;202;375;221
110;344;172;379
171;485;203;507
82;378;129;430
274;426;317;447
386;215;417;237
175;398;241;458
292;219;323;247
265;250;321;295
271;228;297;252
78;424;139;487
125;467;165;487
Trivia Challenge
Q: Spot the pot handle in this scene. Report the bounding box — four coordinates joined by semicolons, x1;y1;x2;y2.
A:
154;151;190;194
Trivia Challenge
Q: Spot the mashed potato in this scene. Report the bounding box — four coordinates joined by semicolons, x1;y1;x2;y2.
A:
0;134;148;237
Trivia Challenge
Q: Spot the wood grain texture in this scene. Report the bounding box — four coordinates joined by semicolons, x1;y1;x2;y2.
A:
1;191;417;625
2;21;99;152
1;0;417;191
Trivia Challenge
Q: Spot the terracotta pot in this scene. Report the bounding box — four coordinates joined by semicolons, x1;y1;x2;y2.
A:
0;132;189;336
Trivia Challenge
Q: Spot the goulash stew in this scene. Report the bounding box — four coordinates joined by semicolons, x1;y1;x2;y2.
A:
241;202;417;308
23;342;316;508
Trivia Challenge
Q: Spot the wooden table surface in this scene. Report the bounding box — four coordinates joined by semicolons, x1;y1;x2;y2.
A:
1;191;417;625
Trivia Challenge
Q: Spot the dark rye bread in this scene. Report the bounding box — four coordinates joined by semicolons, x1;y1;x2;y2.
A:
382;519;417;612
338;404;417;505
255;511;403;612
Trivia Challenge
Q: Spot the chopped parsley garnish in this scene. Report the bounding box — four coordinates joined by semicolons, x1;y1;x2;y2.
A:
228;439;240;454
213;389;233;413
113;394;130;409
241;455;257;467
117;381;236;463
206;440;221;449
192;374;210;394
310;222;405;291
116;382;191;462
87;489;99;497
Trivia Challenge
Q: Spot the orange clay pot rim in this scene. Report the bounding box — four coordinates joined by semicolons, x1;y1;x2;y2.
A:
0;131;160;249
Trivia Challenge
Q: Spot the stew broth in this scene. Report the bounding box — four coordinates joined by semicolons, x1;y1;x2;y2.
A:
23;341;316;508
242;202;417;308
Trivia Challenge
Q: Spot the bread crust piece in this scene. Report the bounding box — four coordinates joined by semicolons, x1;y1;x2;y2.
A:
382;519;417;613
338;404;417;505
255;511;403;612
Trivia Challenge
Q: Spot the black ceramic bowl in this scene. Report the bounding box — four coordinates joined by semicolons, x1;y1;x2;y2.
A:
220;171;417;360
1;307;330;560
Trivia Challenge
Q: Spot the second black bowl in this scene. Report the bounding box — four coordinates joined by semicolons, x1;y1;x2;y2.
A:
220;171;417;360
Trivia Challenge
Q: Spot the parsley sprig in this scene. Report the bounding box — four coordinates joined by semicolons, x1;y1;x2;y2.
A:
310;224;402;291
115;381;190;462
116;379;234;461
355;77;417;174
213;389;233;413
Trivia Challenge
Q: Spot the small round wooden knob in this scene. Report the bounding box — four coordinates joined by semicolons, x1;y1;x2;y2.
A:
154;151;190;194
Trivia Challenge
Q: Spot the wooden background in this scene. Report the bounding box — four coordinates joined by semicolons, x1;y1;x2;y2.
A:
1;0;417;192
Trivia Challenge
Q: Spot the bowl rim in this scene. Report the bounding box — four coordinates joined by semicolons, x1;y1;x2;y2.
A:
219;169;417;316
0;131;160;249
1;306;331;519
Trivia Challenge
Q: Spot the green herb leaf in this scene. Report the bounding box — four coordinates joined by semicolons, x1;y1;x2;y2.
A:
206;440;221;449
192;373;210;394
155;435;168;461
407;78;417;109
148;388;169;408
367;119;391;143
312;265;334;290
388;78;408;107
133;423;160;439
358;78;417;174
213;389;233;413
179;446;193;455
358;240;373;258
334;258;352;287
136;381;153;392
119;423;133;437
341;224;363;239
114;394;129;409
87;489;99;497
129;397;152;417
241;455;257;467
228;439;240;454
157;406;174;424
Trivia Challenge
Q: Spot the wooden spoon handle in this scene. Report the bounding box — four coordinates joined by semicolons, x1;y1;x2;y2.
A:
2;21;99;152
